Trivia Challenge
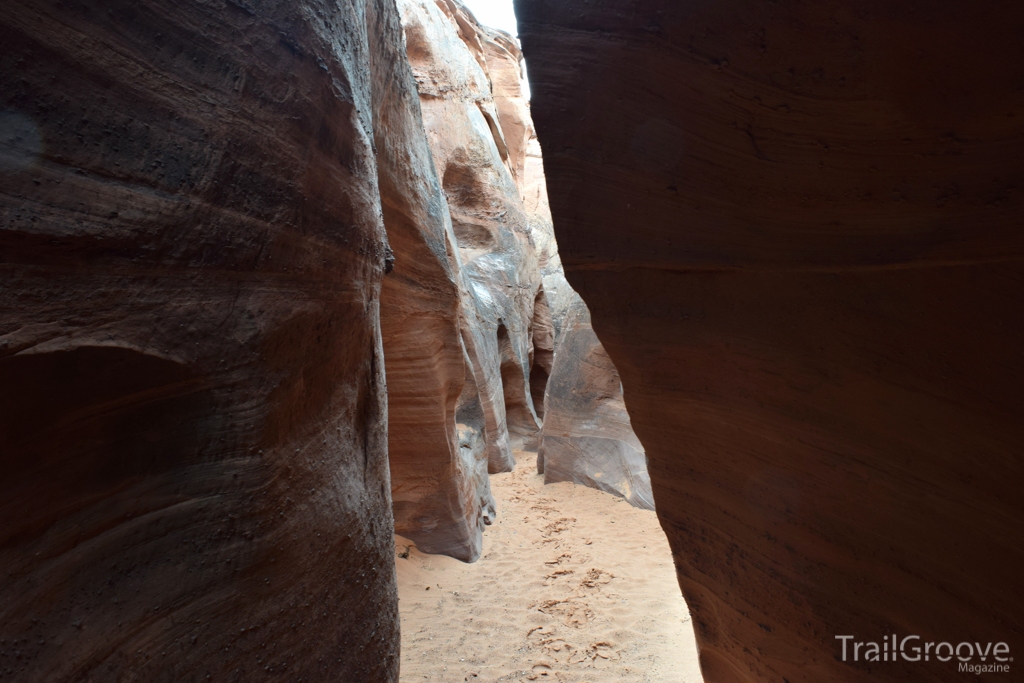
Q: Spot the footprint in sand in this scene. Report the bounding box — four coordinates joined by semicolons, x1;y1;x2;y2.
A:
527;627;575;659
542;568;575;586
522;661;558;680
532;598;595;628
544;551;591;567
568;641;621;664
535;517;577;548
541;517;576;535
578;568;613;591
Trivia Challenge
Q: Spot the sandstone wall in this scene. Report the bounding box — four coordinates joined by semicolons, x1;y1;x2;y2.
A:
390;2;651;554
385;0;554;562
539;294;654;510
0;1;416;679
524;134;575;338
517;1;1024;681
378;0;496;563
398;0;546;468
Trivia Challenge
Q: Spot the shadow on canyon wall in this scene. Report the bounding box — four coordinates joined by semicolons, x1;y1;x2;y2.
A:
2;0;1020;681
515;0;1024;681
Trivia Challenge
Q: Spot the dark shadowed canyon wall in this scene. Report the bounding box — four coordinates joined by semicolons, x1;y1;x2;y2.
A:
0;1;412;679
516;1;1024;681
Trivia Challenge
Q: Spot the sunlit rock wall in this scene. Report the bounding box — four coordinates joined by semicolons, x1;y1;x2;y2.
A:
398;0;547;467
378;1;496;564
524;134;575;339
391;2;648;537
390;0;658;561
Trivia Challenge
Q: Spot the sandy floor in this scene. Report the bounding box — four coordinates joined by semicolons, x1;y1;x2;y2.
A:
395;451;703;683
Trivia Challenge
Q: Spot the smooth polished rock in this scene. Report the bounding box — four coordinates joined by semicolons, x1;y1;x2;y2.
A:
539;294;654;511
517;0;1024;680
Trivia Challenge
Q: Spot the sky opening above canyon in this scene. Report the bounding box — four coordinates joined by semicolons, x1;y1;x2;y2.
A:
461;0;519;35
461;0;531;99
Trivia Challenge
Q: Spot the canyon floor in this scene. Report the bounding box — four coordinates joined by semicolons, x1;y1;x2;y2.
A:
395;451;702;683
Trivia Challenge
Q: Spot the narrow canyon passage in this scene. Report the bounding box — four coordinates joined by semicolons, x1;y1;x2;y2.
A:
4;0;1017;680
396;451;702;683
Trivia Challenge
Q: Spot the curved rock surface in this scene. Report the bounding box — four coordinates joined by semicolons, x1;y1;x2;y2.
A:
517;1;1024;681
524;134;575;338
380;2;494;564
398;0;547;468
390;1;654;560
0;1;414;679
539;294;654;510
387;0;562;562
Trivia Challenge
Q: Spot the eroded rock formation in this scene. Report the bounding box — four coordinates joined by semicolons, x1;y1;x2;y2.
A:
0;1;414;679
389;1;661;560
379;3;493;564
539;294;654;510
517;1;1024;681
386;0;553;561
389;0;668;563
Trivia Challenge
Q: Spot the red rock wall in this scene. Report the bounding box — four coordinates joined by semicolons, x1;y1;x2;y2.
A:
516;1;1024;681
0;1;412;679
378;0;494;563
480;26;531;192
386;0;563;562
398;0;546;467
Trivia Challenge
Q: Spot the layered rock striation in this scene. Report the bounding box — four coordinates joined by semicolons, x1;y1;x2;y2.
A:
0;0;424;679
517;1;1024;681
388;0;561;563
379;0;494;564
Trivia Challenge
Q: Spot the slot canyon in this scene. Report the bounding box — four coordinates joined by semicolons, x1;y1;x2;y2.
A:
0;1;1020;683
